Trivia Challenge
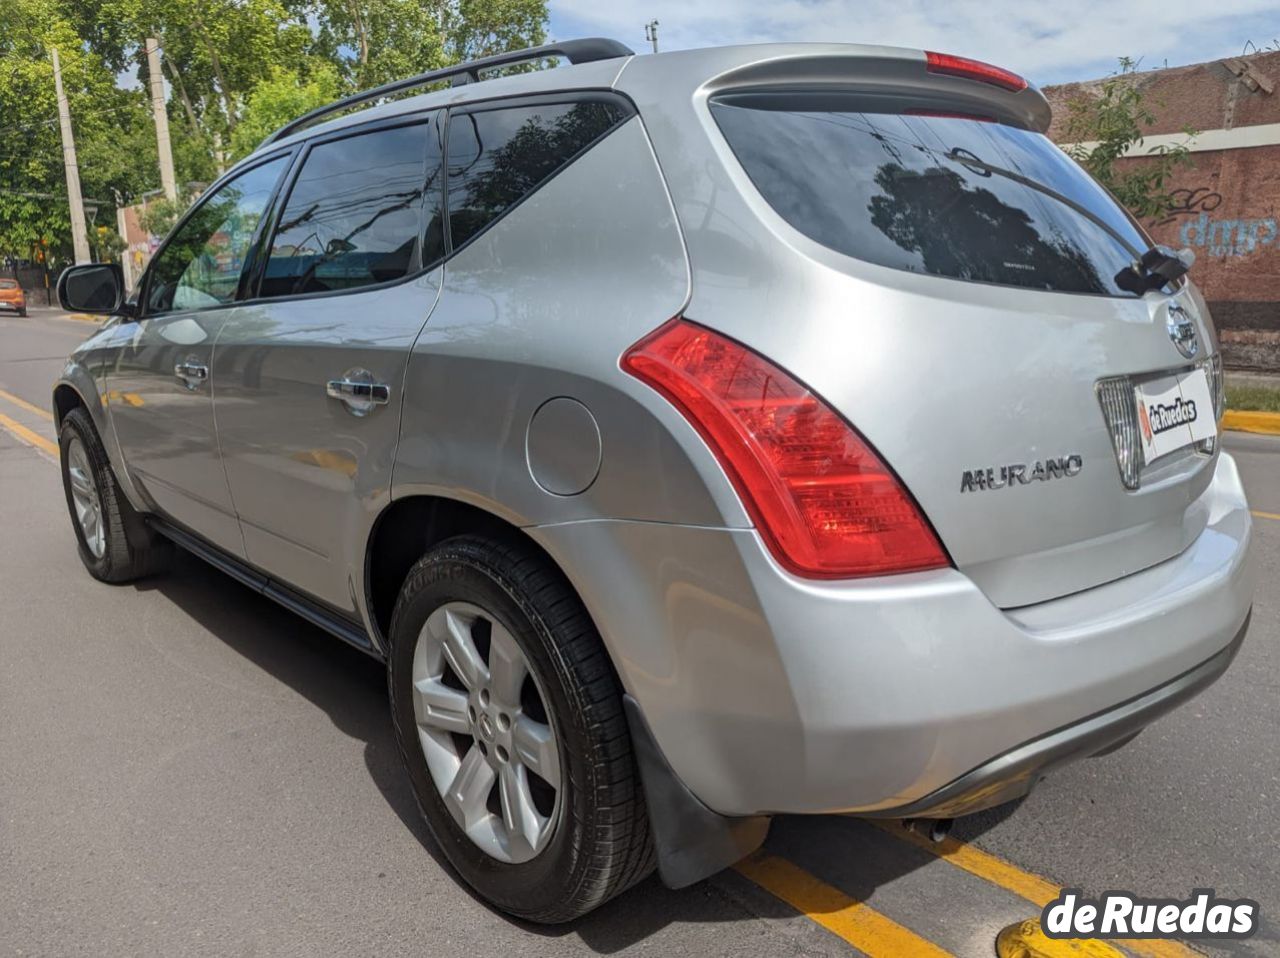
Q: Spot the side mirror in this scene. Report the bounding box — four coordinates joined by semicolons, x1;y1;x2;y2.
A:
57;263;135;317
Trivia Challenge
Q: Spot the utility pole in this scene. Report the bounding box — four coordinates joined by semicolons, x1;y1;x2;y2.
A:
644;20;659;54
145;38;178;202
51;47;91;265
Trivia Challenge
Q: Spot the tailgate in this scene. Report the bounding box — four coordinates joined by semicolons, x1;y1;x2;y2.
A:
676;65;1226;607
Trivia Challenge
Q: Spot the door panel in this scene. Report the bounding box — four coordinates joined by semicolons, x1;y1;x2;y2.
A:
107;311;242;553
212;116;445;613
109;154;290;556
212;275;441;611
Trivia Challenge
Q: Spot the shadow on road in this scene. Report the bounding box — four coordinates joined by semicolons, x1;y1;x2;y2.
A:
137;548;1014;953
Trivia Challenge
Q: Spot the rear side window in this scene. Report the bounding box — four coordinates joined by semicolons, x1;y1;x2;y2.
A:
710;93;1152;297
446;100;628;250
260;118;443;298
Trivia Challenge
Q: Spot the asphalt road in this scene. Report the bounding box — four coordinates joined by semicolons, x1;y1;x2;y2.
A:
2;306;1277;958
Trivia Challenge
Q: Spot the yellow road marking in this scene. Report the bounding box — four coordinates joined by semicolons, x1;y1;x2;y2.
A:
0;411;57;457
735;852;953;957
1252;510;1280;522
1223;409;1280;436
873;822;1202;958
0;387;53;420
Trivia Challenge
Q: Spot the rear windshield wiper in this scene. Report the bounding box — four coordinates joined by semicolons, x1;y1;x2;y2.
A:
942;148;1192;294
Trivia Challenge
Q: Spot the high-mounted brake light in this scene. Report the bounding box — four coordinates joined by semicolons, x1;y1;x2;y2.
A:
925;51;1028;93
622;319;949;579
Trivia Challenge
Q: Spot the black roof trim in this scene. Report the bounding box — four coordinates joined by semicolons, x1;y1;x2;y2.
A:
260;38;635;148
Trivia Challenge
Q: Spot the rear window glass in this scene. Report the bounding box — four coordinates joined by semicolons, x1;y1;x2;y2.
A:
447;100;628;250
0;280;17;289
709;93;1151;297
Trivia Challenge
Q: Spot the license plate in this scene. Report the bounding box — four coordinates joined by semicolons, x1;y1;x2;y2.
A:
1134;368;1217;462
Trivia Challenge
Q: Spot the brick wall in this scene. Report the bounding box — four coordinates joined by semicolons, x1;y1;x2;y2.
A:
1045;53;1280;371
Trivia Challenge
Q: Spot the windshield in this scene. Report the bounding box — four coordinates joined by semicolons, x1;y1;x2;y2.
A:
710;92;1153;297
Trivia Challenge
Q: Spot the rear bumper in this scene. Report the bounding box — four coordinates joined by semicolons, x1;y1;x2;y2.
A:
862;610;1249;819
530;451;1254;818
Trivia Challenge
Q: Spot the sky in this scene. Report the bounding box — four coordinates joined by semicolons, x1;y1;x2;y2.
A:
547;0;1280;86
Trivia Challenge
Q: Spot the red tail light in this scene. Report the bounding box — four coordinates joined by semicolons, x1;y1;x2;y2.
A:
622;319;949;579
925;51;1027;92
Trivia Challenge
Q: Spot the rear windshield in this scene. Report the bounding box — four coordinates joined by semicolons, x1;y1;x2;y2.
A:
709;92;1151;297
0;280;17;289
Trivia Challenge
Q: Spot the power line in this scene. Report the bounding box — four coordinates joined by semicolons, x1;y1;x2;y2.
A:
0;102;144;141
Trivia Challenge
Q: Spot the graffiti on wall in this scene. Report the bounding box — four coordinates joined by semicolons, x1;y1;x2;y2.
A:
1179;211;1278;257
1153;187;1223;227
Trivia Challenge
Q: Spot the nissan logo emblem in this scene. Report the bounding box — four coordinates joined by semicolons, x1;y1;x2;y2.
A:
1167;304;1199;360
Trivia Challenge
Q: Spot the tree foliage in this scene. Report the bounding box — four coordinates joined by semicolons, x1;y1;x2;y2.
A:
1061;57;1197;221
0;0;548;264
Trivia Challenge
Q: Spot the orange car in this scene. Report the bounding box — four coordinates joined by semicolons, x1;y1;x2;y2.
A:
0;279;26;317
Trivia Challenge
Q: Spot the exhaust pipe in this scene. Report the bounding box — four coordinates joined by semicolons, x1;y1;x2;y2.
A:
903;817;954;843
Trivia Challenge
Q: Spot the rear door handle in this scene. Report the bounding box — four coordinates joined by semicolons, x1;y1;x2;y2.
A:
174;361;208;388
326;374;390;416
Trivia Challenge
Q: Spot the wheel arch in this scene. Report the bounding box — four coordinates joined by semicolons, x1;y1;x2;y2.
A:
364;494;575;651
52;379;88;426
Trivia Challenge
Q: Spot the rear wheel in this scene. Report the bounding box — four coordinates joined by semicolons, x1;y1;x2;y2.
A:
387;535;654;922
59;407;171;582
17;307;26;317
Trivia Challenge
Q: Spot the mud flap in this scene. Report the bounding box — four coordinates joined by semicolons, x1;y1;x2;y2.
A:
623;694;771;888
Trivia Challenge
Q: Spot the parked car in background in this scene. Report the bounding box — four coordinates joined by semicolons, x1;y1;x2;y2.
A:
0;278;26;316
52;38;1254;923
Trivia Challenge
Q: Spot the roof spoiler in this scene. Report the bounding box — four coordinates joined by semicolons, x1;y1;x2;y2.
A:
260;37;635;148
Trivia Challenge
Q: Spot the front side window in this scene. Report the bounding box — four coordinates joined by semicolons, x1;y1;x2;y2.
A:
260;119;441;298
446;100;629;250
710;92;1154;297
146;156;288;315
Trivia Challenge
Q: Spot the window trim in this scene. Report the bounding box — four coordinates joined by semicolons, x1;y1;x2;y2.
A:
247;110;445;304
138;147;298;319
138;88;639;315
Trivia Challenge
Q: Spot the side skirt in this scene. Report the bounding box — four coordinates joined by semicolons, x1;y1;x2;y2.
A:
148;517;379;658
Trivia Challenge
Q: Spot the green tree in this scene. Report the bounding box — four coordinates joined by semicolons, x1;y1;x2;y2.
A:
0;0;548;260
310;0;546;88
0;0;151;265
1061;57;1197;221
230;64;342;160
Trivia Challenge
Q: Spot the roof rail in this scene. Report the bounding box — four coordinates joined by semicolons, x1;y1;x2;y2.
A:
260;37;636;147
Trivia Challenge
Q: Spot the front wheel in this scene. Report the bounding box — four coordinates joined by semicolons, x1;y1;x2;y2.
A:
387;535;654;922
59;407;171;582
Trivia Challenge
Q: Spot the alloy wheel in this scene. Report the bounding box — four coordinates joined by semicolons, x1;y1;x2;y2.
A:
66;436;105;559
411;601;562;864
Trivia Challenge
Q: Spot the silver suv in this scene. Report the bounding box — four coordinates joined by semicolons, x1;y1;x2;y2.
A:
54;38;1254;922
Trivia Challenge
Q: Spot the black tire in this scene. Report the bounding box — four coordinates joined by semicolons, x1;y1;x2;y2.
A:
387;535;655;922
59;406;172;582
18;308;27;317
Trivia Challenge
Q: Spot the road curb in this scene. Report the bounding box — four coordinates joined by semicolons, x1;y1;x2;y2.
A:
1224;409;1280;435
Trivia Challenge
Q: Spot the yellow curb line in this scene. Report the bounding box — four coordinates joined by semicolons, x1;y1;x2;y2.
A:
0;411;57;457
874;822;1203;958
66;312;101;324
735;852;954;957
1223;409;1280;435
0;387;53;421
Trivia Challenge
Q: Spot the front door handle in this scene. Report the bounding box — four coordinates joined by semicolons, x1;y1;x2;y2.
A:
326;373;390;417
174;361;208;389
